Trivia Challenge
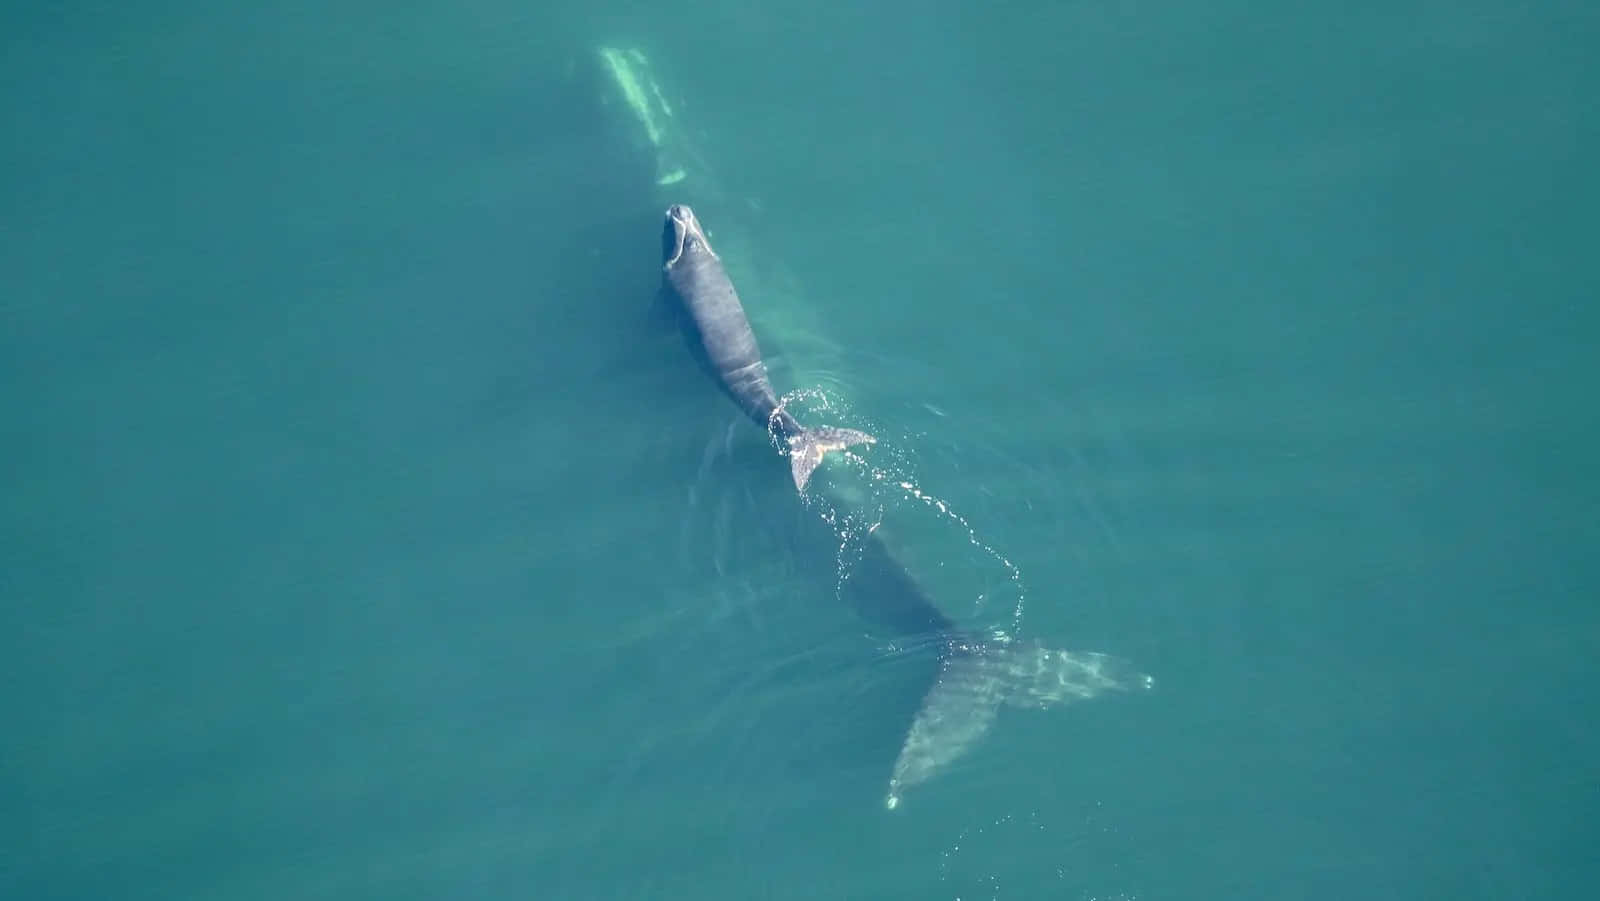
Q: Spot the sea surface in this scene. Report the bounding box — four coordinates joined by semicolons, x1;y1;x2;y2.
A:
4;2;1596;899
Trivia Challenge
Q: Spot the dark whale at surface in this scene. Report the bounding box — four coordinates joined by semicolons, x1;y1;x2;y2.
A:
660;203;874;492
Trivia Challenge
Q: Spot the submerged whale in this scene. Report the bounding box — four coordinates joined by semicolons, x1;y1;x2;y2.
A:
835;518;1150;809
655;203;1151;808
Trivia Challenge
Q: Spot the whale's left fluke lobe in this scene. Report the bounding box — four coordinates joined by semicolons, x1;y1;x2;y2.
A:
786;425;875;492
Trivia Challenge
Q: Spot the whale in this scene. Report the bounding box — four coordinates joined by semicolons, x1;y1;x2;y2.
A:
661;203;874;491
654;203;1151;807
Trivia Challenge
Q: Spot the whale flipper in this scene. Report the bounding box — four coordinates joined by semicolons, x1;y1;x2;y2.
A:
885;638;1152;810
787;426;875;492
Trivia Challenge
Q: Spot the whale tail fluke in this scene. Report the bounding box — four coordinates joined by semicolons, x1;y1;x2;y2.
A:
884;638;1153;810
787;426;875;492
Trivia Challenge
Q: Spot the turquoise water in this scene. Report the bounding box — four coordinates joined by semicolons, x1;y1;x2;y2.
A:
4;2;1596;898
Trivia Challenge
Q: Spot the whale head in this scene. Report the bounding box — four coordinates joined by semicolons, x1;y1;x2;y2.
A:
662;203;717;269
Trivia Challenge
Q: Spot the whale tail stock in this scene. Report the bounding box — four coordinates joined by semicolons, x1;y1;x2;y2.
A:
786;426;875;492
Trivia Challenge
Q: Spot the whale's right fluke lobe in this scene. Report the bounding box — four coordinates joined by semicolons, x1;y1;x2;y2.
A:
884;637;1152;810
787;426;875;492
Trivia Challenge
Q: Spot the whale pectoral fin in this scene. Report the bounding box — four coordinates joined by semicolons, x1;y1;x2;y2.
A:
788;426;875;492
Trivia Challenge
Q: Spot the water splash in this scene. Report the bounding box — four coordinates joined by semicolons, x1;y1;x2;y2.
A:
939;810;1040;896
939;807;1143;901
772;387;1028;635
891;477;1026;633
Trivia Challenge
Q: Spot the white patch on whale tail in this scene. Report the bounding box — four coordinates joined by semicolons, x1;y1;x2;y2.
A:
787;426;875;493
884;637;1153;811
